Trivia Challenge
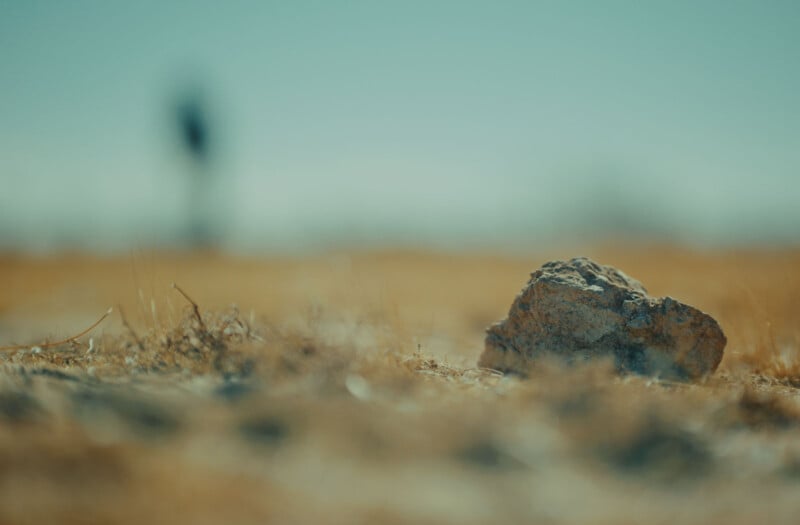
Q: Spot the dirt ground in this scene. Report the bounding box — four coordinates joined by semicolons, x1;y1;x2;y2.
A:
1;244;799;524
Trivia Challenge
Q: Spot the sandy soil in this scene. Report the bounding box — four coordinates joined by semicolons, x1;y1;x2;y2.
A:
1;245;799;524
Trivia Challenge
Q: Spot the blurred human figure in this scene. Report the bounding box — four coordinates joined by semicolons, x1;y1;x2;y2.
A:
175;90;216;247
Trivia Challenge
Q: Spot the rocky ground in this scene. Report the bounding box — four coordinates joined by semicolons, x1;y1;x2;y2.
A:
1;246;799;524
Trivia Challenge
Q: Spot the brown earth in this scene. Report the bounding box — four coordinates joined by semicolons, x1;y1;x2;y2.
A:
1;244;799;524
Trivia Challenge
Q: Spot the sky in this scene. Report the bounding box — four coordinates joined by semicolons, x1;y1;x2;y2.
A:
1;1;799;251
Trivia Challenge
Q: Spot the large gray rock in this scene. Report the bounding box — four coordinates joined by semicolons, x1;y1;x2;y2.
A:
479;257;726;380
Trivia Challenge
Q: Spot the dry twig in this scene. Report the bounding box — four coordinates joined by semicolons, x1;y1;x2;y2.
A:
0;308;113;352
172;282;207;332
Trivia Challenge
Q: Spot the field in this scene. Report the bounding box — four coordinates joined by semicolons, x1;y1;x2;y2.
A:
1;245;800;524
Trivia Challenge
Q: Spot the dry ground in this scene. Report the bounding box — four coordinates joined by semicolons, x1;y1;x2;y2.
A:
1;245;799;524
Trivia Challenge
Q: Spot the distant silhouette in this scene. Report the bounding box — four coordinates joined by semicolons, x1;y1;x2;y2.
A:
174;91;215;247
177;98;209;161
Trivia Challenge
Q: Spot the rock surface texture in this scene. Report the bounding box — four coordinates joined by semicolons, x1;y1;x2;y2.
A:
480;257;726;380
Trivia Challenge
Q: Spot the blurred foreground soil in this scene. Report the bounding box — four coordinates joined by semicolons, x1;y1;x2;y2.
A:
0;245;799;524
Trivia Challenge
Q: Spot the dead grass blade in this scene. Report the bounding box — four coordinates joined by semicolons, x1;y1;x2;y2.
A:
171;282;207;332
0;307;113;352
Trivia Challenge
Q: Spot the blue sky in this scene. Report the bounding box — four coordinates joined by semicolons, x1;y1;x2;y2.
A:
1;1;799;250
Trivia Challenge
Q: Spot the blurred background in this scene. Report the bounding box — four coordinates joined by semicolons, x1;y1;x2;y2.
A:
1;0;798;253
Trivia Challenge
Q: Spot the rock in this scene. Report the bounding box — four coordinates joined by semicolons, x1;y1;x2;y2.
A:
479;257;726;380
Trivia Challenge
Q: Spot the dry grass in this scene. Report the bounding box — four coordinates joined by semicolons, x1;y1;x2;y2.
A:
1;245;799;524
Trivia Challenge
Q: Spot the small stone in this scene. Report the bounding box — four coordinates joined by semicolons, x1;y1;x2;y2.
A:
479;257;726;380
